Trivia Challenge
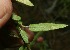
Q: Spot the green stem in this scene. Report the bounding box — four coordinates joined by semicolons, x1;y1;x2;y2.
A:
30;31;43;47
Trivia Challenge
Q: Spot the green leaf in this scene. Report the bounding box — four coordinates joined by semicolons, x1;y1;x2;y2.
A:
19;46;24;50
12;13;21;21
29;23;68;31
19;28;29;43
16;0;34;6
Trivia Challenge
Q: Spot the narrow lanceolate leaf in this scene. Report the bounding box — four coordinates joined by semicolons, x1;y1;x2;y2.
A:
29;23;68;31
20;28;29;43
16;0;34;6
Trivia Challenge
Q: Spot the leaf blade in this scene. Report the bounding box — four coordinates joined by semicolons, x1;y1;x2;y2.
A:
29;23;68;31
16;0;34;6
12;13;21;21
20;28;29;43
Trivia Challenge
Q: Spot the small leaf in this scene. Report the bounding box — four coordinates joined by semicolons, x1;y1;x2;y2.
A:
16;0;34;6
12;13;21;21
18;21;23;25
29;23;68;31
19;28;29;43
19;46;24;50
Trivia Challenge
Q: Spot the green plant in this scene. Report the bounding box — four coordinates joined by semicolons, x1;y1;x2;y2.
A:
11;0;68;50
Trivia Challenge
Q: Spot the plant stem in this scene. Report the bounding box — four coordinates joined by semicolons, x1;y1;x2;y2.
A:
30;31;43;47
